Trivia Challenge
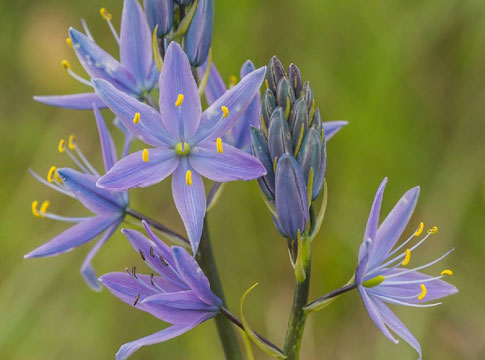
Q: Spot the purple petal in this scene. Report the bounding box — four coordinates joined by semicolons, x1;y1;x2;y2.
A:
144;0;174;36
191;66;266;144
93;104;118;172
172;246;222;306
197;61;226;105
33;93;106;110
69;28;137;95
189;142;266;182
115;323;201;360
57;168;125;214
24;216;119;258
97;148;178;191
120;0;154;87
158;42;201;140
368;186;420;270
185;0;214;66
322;121;348;141
373;298;422;360
171;160;206;254
81;223;119;291
358;286;399;344
92;78;173;147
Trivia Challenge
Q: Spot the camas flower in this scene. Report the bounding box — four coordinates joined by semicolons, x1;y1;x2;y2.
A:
34;0;158;110
355;177;458;359
93;41;267;254
25;105;129;291
100;221;221;360
198;60;260;152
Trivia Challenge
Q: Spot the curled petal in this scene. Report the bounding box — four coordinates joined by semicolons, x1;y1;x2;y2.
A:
93;103;117;172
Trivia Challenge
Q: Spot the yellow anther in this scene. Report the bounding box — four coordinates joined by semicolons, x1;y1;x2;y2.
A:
40;201;50;215
418;284;427;300
175;93;184;107
32;201;40;217
58;139;66;153
216;137;223;154
54;170;62;183
228;75;238;88
66;37;73;48
100;7;112;21
68;134;76;150
427;226;438;235
264;79;269;90
142;149;149;162
185;170;192;186
133;112;141;124
401;248;411;266
61;60;71;71
441;269;453;276
47;166;57;183
221;106;229;118
414;222;424;237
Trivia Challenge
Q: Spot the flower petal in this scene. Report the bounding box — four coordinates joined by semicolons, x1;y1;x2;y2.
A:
191;66;266;144
171;160;206;254
172;246;221;306
185;0;214;66
93;104;118;172
189;142;266;182
197;61;226;105
322;121;348;141
369;186;420;269
92;78;173;147
33;93;106;110
24;216;119;258
120;0;154;87
158;42;201;140
97;148;178;191
144;0;174;36
115;322;202;360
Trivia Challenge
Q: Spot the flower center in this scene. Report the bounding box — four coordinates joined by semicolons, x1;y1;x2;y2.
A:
175;141;191;156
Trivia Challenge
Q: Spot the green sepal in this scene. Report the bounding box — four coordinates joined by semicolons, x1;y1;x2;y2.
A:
198;48;212;97
152;25;163;71
206;182;225;213
362;275;385;288
294;231;311;282
309;178;328;241
168;0;199;41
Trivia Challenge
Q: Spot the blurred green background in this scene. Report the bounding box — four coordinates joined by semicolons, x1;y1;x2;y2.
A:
1;0;484;359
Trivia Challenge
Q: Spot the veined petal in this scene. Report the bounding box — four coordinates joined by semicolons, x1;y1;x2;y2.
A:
189;142;266;182
191;66;266;144
369;186;420;269
93;104;117;172
171;160;206;254
158;42;201;140
57;168;124;214
120;0;154;87
33;93;107;110
373;298;422;360
69;28;137;94
115;322;202;360
172;246;221;306
24;216;119;258
97;148;178;191
92;78;173;147
197;61;226;105
322;121;348;141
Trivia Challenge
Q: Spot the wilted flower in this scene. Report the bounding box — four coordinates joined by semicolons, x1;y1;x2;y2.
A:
34;0;158;110
355;177;458;359
25;105;129;291
185;0;214;66
100;221;221;360
93;41;266;253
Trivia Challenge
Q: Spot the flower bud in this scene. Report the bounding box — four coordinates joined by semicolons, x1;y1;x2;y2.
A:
310;107;322;133
268;107;292;161
296;128;322;199
288;63;302;97
185;0;214;66
266;56;286;94
261;89;276;131
250;126;275;198
276;78;295;112
175;0;194;5
289;98;309;148
302;81;314;114
313;139;327;200
144;0;174;37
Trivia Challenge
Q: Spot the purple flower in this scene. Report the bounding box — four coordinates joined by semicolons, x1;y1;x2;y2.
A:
93;41;267;254
100;221;221;360
198;59;260;152
25;105;129;291
34;0;158;110
355;178;458;359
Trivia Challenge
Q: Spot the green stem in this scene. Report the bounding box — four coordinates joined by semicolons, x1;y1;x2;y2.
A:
283;258;312;360
197;217;243;360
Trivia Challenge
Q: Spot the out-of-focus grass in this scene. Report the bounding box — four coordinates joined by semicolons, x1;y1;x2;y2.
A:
1;0;484;359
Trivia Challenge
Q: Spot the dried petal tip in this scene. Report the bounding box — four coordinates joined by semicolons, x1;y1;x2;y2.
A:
414;222;424;236
427;226;438;235
142;149;149;162
99;7;112;21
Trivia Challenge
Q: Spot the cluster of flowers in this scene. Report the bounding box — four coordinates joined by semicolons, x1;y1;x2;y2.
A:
27;1;457;359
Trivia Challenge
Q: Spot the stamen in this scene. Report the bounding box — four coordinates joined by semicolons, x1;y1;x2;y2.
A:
54;170;62;183
216;137;223;154
131;266;137;278
414;222;424;237
441;269;453;276
139;249;146;261
228;75;238;88
149;246;155;258
58;139;66;153
68;135;76;150
133;112;141;124
150;273;155;286
61;60;71;71
29;169;73;198
66;37;73;48
99;7;112;21
72;144;100;176
159;256;168;266
401;248;411;266
185;170;192;186
133;293;141;306
142;149;149;162
32;201;40;217
47;166;57;183
175;94;184;107
221;105;229;118
369;292;442;308
40;201;50;215
418;284;427;300
427;226;438;235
